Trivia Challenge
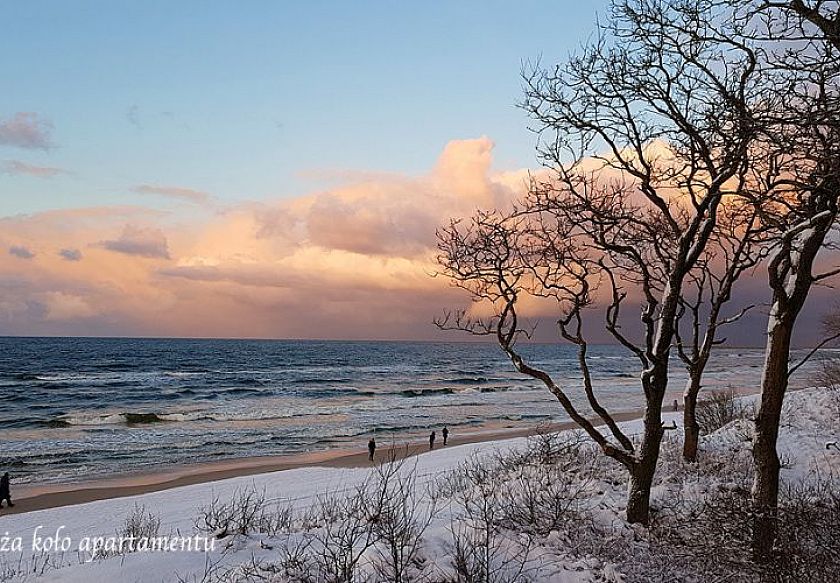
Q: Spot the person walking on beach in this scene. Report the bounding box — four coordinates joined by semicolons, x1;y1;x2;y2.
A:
429;431;436;450
368;437;376;462
0;472;13;508
442;426;449;446
673;399;679;412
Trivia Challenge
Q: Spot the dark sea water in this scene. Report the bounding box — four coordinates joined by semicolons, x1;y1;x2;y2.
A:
0;337;809;485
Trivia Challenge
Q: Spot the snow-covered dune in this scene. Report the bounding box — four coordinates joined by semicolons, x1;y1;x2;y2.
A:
1;389;837;582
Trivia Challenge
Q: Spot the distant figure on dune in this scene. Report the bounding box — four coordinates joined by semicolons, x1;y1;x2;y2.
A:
0;472;12;508
442;426;449;446
673;399;679;412
368;437;376;462
429;431;436;450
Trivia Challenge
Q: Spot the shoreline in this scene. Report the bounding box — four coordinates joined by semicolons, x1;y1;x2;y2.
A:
4;408;655;516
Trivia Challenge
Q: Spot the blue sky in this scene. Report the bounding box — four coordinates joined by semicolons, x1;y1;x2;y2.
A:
1;1;608;215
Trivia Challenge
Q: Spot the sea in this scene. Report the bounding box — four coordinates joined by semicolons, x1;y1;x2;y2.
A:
0;337;822;485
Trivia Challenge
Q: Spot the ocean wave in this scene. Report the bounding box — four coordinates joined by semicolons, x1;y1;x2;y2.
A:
400;388;455;398
449;376;492;384
0;337;776;487
41;419;72;428
12;372;86;383
4;393;33;402
163;371;206;378
53;412;171;426
11;372;44;381
0;457;29;468
293;377;354;385
220;386;264;395
155;408;334;423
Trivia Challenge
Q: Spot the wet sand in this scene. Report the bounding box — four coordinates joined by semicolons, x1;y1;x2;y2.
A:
3;408;654;516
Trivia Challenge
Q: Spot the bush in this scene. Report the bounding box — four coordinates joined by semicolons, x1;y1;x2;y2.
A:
772;482;840;582
196;486;293;538
119;503;161;543
96;503;162;559
449;477;535;583
202;457;438;583
696;388;752;435
368;457;437;583
602;479;840;583
816;358;840;417
817;359;840;391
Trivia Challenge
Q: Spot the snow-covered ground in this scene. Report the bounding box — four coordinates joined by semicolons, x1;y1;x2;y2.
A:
1;388;838;583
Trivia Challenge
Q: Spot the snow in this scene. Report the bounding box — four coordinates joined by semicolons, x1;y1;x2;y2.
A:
1;390;838;583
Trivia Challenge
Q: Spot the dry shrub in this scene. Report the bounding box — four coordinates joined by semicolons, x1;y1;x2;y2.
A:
816;358;840;416
96;503;163;559
196;486;293;538
204;456;437;583
119;503;161;544
609;481;840;583
696;388;752;435
449;475;535;583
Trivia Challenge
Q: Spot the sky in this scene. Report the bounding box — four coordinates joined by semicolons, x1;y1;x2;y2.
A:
0;1;833;343
2;1;604;215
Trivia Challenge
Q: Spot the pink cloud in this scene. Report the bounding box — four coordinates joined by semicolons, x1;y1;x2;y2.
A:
0;138;517;337
258;136;521;258
5;136;832;344
2;159;70;178
0;112;53;150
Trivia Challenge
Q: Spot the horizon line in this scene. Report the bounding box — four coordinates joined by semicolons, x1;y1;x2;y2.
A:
0;334;772;349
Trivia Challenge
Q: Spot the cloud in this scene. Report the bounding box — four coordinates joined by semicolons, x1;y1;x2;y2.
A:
258;136;520;258
132;184;211;204
42;292;96;321
9;245;35;259
3;136;831;343
59;248;83;261
98;225;171;259
0;138;518;337
0;112;53;150
2;159;70;178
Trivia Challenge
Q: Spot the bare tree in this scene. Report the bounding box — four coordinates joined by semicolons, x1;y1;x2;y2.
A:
674;202;766;462
438;0;772;525
762;1;840;51
718;0;840;559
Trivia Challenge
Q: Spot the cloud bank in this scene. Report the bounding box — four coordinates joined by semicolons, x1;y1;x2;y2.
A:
1;135;834;343
0;137;529;338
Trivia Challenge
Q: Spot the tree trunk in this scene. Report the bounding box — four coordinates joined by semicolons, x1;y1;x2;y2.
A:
626;461;657;524
683;376;701;462
751;313;794;561
626;402;664;524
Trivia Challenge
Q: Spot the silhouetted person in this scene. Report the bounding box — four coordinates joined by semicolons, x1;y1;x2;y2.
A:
368;438;376;462
442;426;449;446
673;399;679;412
0;473;12;508
429;431;436;450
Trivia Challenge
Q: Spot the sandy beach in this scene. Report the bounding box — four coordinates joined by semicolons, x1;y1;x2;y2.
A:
4;408;655;516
